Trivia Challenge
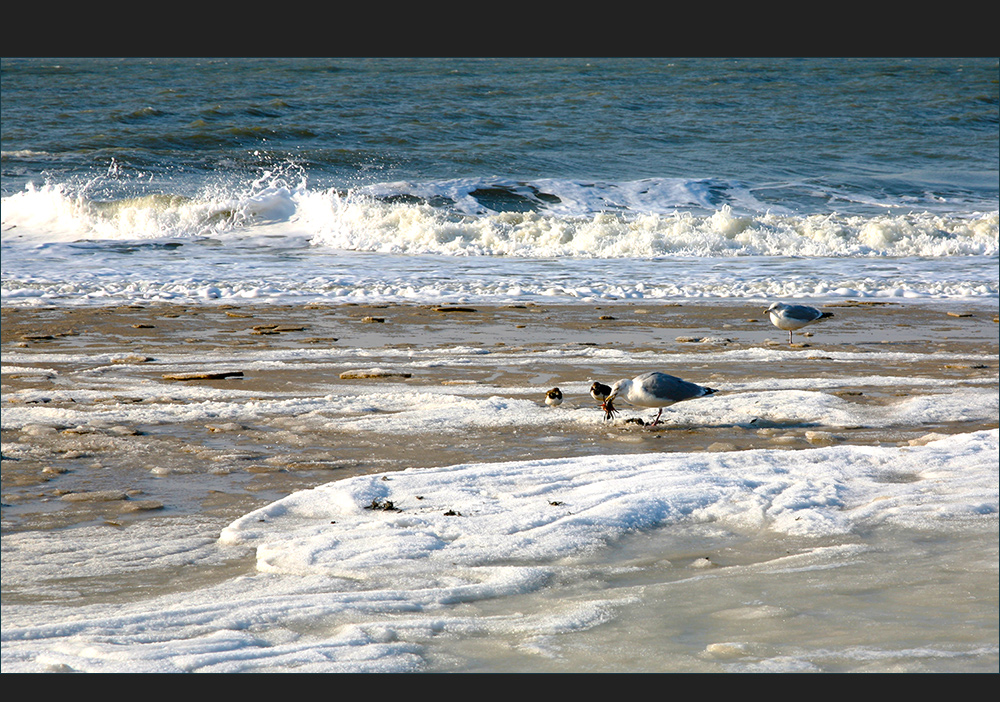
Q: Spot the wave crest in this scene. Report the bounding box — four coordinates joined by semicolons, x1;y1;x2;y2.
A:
304;190;997;258
4;177;997;259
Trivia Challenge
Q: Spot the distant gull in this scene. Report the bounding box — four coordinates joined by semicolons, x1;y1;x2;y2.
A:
764;302;834;344
602;372;716;425
545;387;563;407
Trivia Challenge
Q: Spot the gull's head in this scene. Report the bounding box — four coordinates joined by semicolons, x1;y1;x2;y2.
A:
607;379;627;402
601;381;625;420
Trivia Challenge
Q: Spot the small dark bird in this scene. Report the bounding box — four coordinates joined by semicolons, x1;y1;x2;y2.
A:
603;372;716;426
590;381;612;404
591;381;615;420
764;302;834;345
544;387;563;407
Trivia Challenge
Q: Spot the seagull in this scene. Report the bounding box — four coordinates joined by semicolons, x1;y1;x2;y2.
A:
544;387;563;407
602;372;716;425
764;302;833;344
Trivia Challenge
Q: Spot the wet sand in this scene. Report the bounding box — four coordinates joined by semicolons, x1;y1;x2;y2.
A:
2;300;998;535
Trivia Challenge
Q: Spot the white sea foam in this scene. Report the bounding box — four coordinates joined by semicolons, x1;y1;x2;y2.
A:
4;179;997;257
4;176;996;307
303;189;998;258
2;345;997;433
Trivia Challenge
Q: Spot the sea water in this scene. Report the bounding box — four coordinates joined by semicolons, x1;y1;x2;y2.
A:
2;57;997;307
2;57;998;673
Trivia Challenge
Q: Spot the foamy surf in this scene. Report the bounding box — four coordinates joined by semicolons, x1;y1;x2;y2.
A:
4;177;997;258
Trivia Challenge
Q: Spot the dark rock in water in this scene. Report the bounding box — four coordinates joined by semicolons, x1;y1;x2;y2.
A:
162;371;244;380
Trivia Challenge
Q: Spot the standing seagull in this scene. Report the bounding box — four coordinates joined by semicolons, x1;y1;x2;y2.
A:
764;302;833;344
603;372;716;425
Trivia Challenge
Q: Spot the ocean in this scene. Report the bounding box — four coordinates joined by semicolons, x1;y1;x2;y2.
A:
2;57;998;306
1;56;998;673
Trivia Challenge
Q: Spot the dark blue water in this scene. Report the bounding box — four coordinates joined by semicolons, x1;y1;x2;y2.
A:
3;57;997;214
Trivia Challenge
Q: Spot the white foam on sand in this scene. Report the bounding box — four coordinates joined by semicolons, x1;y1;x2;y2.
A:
2;344;997;433
2;340;997;672
2;428;996;672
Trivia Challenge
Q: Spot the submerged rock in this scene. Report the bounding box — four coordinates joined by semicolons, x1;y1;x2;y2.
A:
162;371;244;380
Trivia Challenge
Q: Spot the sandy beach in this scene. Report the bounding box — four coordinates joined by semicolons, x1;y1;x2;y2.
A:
3;299;997;536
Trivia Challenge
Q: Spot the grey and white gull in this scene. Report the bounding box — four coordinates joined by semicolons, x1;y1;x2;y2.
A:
601;371;716;425
764;302;833;344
